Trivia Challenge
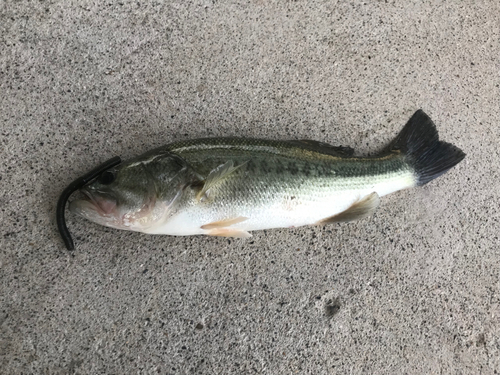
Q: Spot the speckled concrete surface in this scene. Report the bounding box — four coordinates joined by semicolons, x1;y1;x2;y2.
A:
1;1;499;374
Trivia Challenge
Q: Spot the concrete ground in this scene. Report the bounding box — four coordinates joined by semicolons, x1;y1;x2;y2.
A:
1;1;499;374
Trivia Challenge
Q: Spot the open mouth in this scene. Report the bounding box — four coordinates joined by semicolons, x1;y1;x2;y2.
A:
56;155;122;250
80;187;117;216
69;188;118;225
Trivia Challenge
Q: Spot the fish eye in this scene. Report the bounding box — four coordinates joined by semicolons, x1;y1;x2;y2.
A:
98;170;115;185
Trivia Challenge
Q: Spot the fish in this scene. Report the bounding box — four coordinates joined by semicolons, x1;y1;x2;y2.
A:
69;110;465;238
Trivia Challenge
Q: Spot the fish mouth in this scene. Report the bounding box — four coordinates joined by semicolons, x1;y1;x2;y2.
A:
80;187;118;216
70;187;160;232
69;188;120;227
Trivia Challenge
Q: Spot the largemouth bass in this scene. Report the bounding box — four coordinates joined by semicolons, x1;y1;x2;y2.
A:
69;110;465;238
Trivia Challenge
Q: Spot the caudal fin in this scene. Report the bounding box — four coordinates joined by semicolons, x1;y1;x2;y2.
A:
388;110;465;186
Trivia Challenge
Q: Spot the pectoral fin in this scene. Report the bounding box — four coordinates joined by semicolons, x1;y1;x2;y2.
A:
317;192;380;224
197;160;246;201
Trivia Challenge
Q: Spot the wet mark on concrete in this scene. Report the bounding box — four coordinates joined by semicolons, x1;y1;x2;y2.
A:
324;298;341;318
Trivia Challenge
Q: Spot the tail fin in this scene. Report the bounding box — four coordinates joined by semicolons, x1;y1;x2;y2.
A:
388;110;465;186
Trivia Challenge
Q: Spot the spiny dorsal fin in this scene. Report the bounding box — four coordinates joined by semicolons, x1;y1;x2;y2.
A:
287;140;355;157
197;160;246;201
317;192;380;224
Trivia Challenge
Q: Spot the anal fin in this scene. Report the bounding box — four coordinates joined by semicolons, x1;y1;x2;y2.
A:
317;192;380;224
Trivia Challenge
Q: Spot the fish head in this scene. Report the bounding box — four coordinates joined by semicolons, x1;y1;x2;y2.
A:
70;152;193;231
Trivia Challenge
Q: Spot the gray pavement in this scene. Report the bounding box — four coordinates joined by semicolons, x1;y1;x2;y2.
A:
1;1;499;373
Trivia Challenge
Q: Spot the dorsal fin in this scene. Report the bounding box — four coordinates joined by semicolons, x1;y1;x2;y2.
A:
317;192;380;224
196;161;246;201
287;140;354;157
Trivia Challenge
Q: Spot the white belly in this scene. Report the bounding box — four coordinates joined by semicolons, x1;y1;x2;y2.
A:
145;171;415;236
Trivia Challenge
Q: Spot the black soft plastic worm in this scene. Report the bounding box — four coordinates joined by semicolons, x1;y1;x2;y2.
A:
56;156;122;250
